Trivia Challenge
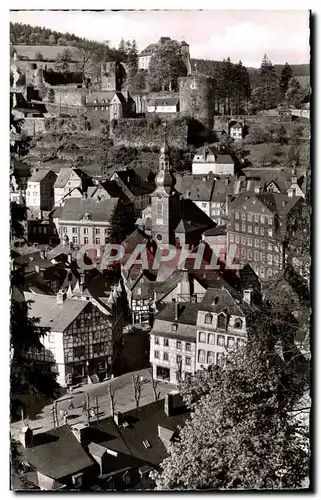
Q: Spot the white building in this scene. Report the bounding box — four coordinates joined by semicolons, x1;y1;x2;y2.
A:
146;97;179;115
26;169;57;212
54;168;84;206
192;146;235;176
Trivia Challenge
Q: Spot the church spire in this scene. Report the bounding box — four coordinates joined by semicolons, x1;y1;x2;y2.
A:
159;122;170;171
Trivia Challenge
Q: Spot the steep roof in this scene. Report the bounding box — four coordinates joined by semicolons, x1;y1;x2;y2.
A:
28;169;54;183
230;192;302;217
174;174;215;201
22;425;95;480
24;291;89;331
53;168;81;188
59;197;119;222
199;287;246;317
153;97;179;106
152;303;199;341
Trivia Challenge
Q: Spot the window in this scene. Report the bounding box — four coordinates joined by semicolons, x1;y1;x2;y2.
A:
227;336;235;347
105;237;109;245
155;337;159;345
268;216;273;225
267;254;273;263
74;346;86;358
254;251;259;262
241;224;246;232
247;213;252;222
248;237;252;246
199;331;206;342
260;267;265;278
217;314;227;330
234;318;243;329
72;227;77;233
247;249;252;259
163;338;169;347
261;215;265;224
235;211;239;219
186;342;191;352
202;203;207;207
217;334;225;346
204;314;212;325
235;235;240;243
95;237;100;245
235;223;239;231
260;241;265;250
254;239;259;248
177;355;182;364
154;350;159;359
156;201;163;217
47;334;54;343
163;352;169;361
72;236;78;244
241;236;246;244
248;225;252;233
95;228;100;234
63;227;67;233
208;333;215;344
260;227;265;236
83;228;88;234
254;227;259;235
241;248;246;257
172;324;178;332
268;229;273;237
268;242;272;251
267;268;273;277
105;228;109;234
186;357;191;366
260;253;265;263
241;212;246;220
207;351;215;364
217;352;225;366
84;237;88;244
198;349;205;363
176;341;182;350
230;233;234;243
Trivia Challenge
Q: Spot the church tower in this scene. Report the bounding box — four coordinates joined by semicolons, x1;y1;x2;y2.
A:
150;127;177;245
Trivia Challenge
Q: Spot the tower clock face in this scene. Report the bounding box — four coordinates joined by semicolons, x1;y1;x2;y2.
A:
190;82;197;90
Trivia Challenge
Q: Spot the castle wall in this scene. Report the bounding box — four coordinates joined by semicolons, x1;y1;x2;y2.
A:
179;76;216;134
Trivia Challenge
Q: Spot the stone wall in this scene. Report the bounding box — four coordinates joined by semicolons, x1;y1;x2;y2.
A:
179;76;216;134
113;117;188;149
22;117;46;136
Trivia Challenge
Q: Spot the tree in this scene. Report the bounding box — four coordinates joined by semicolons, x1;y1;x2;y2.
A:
284;77;305;108
148;40;187;92
152;330;309;490
253;54;281;111
108;384;117;417
149;368;161;401
280;63;293;98
54;49;73;73
132;374;149;408
118;38;126;57
28;32;39;44
57;37;68;46
34;52;44;61
126;40;138;87
47;88;55;103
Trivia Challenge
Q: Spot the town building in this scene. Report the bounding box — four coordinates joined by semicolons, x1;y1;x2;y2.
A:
192;145;234;176
146;97;179;116
26;169;57;213
229;120;244;141
54;196;132;247
195;288;248;372
228;191;304;281
24;289;116;386
243;167;306;199
85;90;135;130
54;168;91;206
150;301;198;384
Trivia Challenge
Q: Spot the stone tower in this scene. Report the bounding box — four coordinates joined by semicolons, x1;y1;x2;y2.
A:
151;128;179;245
179;75;216;137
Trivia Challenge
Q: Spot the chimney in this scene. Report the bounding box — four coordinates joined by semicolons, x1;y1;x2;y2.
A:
19;426;33;448
174;302;179;321
164;394;172;417
56;289;66;304
114;411;121;426
40;249;46;259
68;253;72;264
243;289;252;305
35;264;40;274
71;423;90;445
180;269;190;297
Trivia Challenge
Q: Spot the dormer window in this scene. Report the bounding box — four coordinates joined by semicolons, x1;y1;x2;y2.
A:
217;313;227;330
205;313;212;325
234;318;243;329
172;324;178;332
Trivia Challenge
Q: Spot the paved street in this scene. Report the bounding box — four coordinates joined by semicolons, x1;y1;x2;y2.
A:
10;369;177;440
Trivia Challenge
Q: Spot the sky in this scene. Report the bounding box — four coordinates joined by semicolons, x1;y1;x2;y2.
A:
10;9;310;67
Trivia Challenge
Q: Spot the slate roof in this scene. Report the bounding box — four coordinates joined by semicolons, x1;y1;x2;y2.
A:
216;154;234;164
28;169;54;183
140;42;158;56
24;291;89;331
203;225;227;237
89;397;189;467
230;192;303;217
199;287;245;317
153;97;179;106
54;168;81;188
59;197;119;222
22;425;95;480
174;174;215;201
